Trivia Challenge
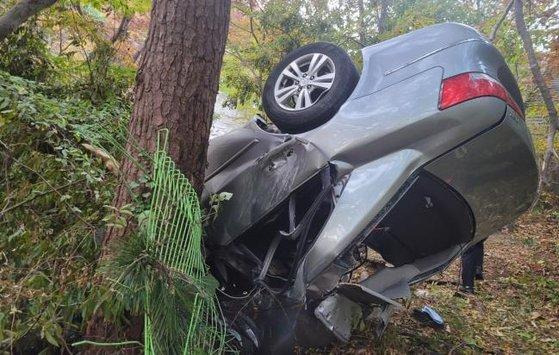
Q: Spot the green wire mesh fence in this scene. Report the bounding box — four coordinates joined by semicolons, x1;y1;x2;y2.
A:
143;129;226;354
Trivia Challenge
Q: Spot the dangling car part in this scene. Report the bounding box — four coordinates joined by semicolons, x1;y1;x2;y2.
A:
202;23;538;353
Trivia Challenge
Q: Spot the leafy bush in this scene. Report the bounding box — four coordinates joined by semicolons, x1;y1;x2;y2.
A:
0;13;136;103
0;23;53;82
0;70;130;352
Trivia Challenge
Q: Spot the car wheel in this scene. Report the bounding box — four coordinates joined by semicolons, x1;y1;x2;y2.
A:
262;42;360;134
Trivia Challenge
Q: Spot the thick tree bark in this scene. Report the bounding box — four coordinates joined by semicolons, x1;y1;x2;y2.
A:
84;0;231;352
0;0;57;41
514;0;559;187
108;0;230;244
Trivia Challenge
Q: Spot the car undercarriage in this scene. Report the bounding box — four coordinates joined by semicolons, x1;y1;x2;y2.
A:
202;23;539;353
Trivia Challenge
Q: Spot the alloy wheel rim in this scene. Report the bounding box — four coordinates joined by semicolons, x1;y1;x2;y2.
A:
273;53;336;111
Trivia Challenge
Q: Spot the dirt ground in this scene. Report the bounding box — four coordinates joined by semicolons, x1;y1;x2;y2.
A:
316;212;559;354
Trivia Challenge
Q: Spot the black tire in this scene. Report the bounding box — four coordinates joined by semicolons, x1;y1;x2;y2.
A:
262;42;360;134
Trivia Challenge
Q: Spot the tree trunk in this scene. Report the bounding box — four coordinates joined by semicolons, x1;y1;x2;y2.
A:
377;0;388;35
514;0;559;187
110;15;132;43
0;0;57;41
357;0;366;46
84;0;231;352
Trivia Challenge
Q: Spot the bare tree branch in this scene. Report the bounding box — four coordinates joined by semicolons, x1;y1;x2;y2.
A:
0;178;85;217
248;0;260;45
489;0;513;42
0;0;58;41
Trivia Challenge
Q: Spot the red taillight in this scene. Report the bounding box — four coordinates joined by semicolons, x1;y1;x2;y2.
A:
439;72;523;118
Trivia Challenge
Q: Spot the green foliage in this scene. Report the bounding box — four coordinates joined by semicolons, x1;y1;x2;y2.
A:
0;0;557;352
86;41;136;102
0;0;137;102
222;0;546;117
74;0;152;17
389;0;483;33
0;23;53;81
0;2;222;351
223;0;346;110
79;130;226;354
106;230;220;355
0;70;130;352
88;229;195;332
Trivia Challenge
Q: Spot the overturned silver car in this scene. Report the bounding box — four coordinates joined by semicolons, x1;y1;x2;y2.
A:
202;23;538;353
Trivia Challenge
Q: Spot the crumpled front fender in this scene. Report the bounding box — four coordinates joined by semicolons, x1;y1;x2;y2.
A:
292;149;423;298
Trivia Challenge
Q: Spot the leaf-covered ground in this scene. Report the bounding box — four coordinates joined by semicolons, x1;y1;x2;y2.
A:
322;212;559;354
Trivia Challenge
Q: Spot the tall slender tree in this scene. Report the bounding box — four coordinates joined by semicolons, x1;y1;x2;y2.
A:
110;15;132;43
377;0;388;34
514;0;559;188
84;0;231;351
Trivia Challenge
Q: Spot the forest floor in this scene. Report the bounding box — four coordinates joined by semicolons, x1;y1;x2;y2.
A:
320;211;559;354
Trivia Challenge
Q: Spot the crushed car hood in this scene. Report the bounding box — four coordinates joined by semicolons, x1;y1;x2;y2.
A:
203;120;328;245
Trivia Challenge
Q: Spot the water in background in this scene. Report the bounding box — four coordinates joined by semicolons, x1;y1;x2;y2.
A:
211;93;244;138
